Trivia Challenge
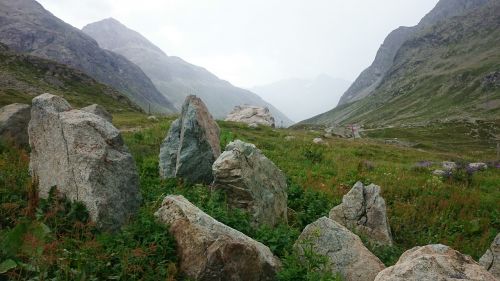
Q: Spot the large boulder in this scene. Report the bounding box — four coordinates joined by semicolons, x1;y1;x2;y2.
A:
295;217;385;281
375;244;497;281
329;181;393;246
225;105;275;127
0;103;31;147
154;195;281;281
480;233;500;278
159;95;220;184
81;104;113;123
29;93;141;231
212;140;287;227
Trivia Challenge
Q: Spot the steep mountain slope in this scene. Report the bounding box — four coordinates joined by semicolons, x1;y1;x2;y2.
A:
300;0;499;127
0;0;176;113
82;18;293;126
251;75;350;122
338;0;491;105
0;43;140;114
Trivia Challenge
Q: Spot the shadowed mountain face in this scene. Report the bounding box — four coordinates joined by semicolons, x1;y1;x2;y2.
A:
251;75;351;122
338;0;491;106
0;0;176;113
300;0;498;127
82;18;294;126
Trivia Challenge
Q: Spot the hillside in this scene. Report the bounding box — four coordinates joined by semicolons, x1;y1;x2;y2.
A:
0;0;176;113
300;0;499;127
82;18;293;126
251;75;351;122
0;43;140;115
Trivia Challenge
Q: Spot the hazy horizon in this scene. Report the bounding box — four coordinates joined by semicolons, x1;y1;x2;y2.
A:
37;0;439;89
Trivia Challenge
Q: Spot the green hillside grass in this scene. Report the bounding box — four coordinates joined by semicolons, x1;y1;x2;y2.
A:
1;116;498;280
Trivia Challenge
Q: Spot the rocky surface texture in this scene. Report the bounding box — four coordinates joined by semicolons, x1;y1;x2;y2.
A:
28;93;141;231
0;103;30;147
329;181;393;246
212;140;287;227
81;104;113;123
0;0;175;113
159;95;220;184
225;105;276;127
375;244;497;281
480;233;500;278
295;217;385;281
154;195;281;281
82;18;293;125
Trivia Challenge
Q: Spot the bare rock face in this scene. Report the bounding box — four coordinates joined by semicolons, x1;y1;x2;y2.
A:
375;244;497;281
159;95;220;184
295;217;385;281
329;181;393;246
212;140;287;227
480;233;500;278
81;104;112;123
225;105;275;127
29;93;141;231
0;103;30;147
154;195;281;281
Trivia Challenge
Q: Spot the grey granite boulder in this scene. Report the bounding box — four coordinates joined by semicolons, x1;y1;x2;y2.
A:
212;140;287;227
0;103;30;147
225;105;275;127
29;93;141;231
81;104;113;123
159;95;220;184
329;181;393;246
480;233;500;278
375;244;497;281
295;217;385;281
154;195;281;281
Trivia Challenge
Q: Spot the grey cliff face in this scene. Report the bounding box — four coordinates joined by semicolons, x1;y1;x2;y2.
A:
0;0;176;113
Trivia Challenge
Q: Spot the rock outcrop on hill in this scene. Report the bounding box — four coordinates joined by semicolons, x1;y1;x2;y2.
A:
212;140;287;227
480;233;500;278
0;0;175;113
375;244;497;281
0;103;30;147
28;93;141;231
329;181;393;246
159;95;220;184
295;217;385;281
154;195;281;281
225;105;276;127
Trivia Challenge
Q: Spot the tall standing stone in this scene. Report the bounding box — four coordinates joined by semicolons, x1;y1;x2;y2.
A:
29;93;141;231
329;181;393;246
159;95;220;184
0;103;31;147
212;140;287;227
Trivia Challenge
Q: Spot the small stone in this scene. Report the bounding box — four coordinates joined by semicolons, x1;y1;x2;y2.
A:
313;137;324;144
442;161;457;171
147;115;159;122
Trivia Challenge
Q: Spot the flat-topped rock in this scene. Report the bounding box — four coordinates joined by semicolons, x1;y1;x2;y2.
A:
225;105;275;127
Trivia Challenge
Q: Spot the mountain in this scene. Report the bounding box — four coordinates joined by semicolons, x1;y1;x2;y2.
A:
251;75;351;122
0;0;176;113
0;43;140;114
82;18;294;126
338;0;491;105
300;0;499;127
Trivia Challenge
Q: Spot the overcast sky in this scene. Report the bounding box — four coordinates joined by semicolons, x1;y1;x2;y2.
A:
37;0;439;88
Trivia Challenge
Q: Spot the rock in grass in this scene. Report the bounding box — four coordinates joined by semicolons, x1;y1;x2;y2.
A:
212;140;287;227
480;233;500;278
0;103;31;147
375;244;497;281
468;162;488;172
313;137;324;144
81;104;112;123
29;93;141;231
295;217;385;281
442;161;457;171
159;95;220;184
154;195;281;281
329;181;393;246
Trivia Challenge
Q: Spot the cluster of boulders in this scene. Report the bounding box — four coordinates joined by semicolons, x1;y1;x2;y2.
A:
225;105;275;127
431;160;490;177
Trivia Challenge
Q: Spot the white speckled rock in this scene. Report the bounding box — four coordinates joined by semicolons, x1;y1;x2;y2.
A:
154;195;281;281
81;104;112;123
0;103;31;147
375;244;497;281
330;181;393;246
480;233;500;278
225;105;275;127
212;140;287;227
295;217;385;281
29;93;140;231
313;137;324;144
